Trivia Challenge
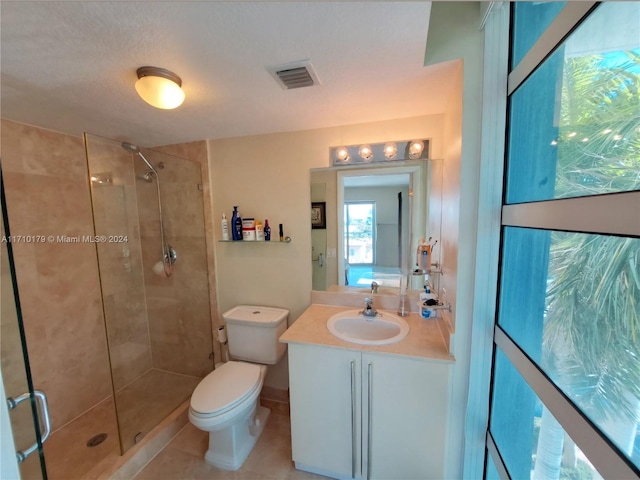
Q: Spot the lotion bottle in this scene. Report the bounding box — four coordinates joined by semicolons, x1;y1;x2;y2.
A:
231;206;243;241
221;213;230;241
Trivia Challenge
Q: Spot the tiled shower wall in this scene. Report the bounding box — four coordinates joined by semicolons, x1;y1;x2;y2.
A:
1;119;114;430
1;119;218;434
151;141;221;369
131;145;215;377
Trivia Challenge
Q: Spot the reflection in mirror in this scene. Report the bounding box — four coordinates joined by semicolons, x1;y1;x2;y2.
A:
311;159;442;294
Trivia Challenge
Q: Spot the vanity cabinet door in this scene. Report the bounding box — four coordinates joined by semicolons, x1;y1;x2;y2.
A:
288;344;362;479
362;353;450;480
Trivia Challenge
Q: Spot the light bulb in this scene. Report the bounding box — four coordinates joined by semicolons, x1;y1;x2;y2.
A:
408;140;424;159
358;144;373;161
335;146;350;163
383;142;397;160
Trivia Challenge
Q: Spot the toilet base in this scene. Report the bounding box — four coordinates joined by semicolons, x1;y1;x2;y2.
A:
204;404;271;470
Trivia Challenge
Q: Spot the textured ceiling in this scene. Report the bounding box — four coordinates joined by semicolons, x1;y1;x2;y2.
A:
1;1;457;147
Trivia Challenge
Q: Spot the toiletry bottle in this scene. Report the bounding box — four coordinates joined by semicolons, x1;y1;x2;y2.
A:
231;207;239;240
232;206;243;241
255;221;264;241
221;213;230;241
417;238;430;272
264;219;271;241
279;223;284;242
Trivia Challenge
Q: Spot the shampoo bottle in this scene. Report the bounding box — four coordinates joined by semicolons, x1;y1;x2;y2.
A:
221;213;230;241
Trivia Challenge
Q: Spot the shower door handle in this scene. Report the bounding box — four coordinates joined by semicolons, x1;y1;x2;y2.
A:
7;390;51;463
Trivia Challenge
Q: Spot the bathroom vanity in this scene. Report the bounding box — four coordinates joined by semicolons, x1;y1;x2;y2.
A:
280;303;454;480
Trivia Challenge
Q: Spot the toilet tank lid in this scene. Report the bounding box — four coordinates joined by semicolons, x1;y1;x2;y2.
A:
223;305;289;327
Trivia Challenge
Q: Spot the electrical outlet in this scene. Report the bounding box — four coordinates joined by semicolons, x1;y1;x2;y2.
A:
327;248;336;258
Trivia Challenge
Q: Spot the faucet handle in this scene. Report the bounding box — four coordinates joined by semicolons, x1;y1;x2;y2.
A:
364;297;373;305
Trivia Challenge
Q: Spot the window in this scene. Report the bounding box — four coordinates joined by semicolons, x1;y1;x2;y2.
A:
344;202;375;265
486;3;640;479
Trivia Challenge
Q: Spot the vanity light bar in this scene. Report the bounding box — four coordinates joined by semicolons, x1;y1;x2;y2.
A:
330;139;430;166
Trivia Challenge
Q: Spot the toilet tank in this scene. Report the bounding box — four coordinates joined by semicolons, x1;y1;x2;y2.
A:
223;305;289;364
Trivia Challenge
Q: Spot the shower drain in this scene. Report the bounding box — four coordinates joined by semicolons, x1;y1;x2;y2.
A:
86;433;108;447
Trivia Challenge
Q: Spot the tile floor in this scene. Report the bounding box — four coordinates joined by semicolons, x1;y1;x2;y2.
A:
133;402;329;480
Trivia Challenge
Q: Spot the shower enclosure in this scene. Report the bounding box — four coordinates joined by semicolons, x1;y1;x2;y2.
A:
85;133;213;452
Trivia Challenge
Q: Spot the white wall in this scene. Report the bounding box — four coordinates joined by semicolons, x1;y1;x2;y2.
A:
425;2;484;479
208;114;444;389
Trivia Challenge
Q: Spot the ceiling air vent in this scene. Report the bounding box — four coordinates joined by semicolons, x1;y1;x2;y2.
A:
269;61;320;90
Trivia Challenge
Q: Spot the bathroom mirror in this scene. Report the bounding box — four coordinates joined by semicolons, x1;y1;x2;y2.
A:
311;158;442;293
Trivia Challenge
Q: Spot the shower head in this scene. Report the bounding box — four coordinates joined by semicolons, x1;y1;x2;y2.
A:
122;142;157;174
121;142;140;153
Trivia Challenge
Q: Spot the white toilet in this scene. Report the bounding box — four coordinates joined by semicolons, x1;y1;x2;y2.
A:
188;305;289;470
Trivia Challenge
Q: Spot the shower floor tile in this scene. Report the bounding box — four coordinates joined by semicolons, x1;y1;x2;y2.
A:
115;369;201;451
133;405;329;480
42;397;120;480
41;369;200;480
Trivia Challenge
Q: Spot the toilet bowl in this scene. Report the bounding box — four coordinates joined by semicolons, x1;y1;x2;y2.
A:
189;361;269;470
188;305;289;471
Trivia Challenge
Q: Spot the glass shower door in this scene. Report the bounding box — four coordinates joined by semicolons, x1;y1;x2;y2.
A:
1;169;48;479
84;134;213;453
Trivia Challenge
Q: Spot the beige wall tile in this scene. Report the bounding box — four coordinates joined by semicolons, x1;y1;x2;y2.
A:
1;122;114;430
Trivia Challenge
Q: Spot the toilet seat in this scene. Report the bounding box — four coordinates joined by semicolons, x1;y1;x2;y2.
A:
190;361;262;417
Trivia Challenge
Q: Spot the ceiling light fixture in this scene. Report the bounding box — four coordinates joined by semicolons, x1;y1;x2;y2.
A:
135;66;185;110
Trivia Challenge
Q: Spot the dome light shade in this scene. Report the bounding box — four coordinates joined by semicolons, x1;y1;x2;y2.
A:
135;66;185;109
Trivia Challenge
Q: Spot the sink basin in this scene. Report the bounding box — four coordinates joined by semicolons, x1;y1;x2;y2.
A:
327;310;409;345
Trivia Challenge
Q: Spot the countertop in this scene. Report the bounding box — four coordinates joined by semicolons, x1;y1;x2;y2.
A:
280;304;454;363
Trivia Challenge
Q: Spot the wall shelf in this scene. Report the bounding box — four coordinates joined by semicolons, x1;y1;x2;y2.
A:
218;238;292;244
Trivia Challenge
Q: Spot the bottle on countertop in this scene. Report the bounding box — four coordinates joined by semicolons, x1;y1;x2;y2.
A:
279;223;284;242
264;219;271;241
221;213;230;241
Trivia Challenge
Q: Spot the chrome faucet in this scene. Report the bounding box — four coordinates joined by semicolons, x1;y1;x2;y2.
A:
361;297;379;318
370;281;379;294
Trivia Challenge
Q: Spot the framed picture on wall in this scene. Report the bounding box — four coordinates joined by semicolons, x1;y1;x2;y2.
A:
311;202;326;229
